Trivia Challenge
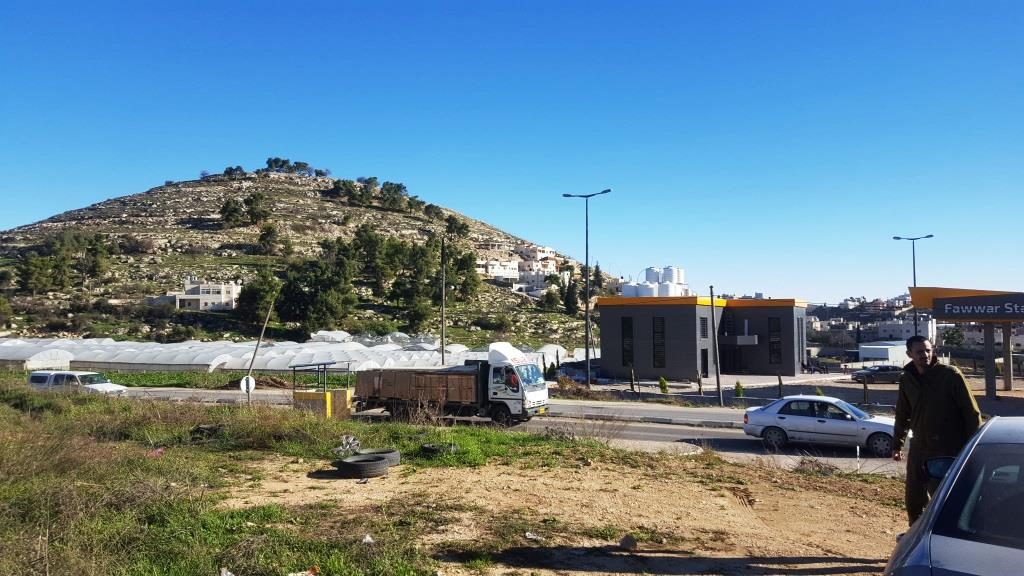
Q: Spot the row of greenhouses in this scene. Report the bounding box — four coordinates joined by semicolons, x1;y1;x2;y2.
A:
0;334;580;374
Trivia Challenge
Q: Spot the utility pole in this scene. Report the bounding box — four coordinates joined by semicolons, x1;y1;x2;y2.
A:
893;234;933;336
562;188;611;387
440;234;446;366
710;285;723;407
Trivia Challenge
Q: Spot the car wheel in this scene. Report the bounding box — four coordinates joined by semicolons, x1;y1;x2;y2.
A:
491;404;513;427
763;427;788;450
867;433;893;458
335;455;390;478
355;448;401;467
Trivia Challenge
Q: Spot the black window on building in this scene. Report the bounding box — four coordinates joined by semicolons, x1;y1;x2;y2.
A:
621;317;634;367
700;316;709;339
653;317;666;368
769;317;782;364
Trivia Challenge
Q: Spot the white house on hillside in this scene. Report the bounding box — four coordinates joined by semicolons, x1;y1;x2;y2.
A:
154;276;243;311
475;260;520;281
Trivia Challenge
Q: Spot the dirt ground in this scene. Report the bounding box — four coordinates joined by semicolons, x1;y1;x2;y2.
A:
222;447;906;576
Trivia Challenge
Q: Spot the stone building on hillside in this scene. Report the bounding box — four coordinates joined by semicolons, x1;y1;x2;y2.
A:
150;276;243;311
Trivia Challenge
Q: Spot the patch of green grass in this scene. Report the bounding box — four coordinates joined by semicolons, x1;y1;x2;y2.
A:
580;524;621;540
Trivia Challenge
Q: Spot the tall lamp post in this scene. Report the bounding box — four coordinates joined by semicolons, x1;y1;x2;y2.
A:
893;234;934;336
563;188;612;387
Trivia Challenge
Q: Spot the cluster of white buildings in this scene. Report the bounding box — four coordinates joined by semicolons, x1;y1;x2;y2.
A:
475;244;571;295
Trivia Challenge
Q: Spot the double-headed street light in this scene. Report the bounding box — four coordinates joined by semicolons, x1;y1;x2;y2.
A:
893;234;934;336
563;188;611;387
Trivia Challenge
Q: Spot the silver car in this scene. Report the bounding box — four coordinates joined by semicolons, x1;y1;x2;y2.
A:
743;394;896;457
884;417;1024;576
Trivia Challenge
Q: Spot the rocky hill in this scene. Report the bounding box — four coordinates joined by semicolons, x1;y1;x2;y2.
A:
0;169;588;348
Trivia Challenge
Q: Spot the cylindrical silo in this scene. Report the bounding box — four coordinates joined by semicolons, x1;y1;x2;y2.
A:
644;267;662;284
637;282;657;297
663;266;685;285
658;282;672;297
621;283;638;297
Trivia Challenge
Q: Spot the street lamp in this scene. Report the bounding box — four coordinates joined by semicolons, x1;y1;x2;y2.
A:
893;234;934;336
563;188;611;387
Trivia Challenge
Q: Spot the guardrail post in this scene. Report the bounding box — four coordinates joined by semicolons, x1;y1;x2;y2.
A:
777;372;783;398
863;378;869;404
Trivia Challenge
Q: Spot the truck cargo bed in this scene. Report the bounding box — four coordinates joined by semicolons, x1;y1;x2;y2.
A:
356;367;482;405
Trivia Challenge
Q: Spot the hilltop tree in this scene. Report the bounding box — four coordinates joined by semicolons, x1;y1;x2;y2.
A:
379;181;408;211
219;197;247;228
293;161;313;177
223;166;246;178
407;196;426;213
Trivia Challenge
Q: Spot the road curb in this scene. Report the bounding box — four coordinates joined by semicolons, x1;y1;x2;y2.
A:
546;410;743;430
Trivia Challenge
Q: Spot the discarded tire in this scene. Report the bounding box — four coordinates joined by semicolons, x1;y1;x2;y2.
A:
334;455;390;478
421;442;459;455
356;448;401;467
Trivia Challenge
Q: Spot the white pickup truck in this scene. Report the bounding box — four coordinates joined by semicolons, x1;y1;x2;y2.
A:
28;370;128;395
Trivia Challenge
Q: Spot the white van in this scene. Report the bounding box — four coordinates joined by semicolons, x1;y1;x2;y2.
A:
27;371;128;395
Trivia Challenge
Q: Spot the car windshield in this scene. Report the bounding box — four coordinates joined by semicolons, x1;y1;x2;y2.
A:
834;400;869;420
79;374;112;385
514;364;546;389
934;443;1024;551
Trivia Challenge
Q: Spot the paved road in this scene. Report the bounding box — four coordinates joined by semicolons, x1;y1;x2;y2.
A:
524;416;903;476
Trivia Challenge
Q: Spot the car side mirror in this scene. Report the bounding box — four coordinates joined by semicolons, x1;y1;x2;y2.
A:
926;457;956;480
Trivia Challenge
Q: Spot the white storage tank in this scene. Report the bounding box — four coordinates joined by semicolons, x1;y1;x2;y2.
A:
621;283;639;297
657;282;674;297
637;282;657;297
663;266;685;285
644;267;662;284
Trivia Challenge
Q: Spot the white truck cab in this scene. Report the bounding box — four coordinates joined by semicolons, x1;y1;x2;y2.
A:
27;371;128;395
485;342;549;424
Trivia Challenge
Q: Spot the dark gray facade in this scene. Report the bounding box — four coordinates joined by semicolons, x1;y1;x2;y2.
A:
598;299;806;381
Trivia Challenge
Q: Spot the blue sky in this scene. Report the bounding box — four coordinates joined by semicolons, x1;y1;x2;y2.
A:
2;1;1021;304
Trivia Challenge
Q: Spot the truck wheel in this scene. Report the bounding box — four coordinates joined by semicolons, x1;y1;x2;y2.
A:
491;405;513;427
335;455;390;478
389;402;410;421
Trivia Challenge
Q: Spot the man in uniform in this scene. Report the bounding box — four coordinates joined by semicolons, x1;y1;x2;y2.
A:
892;335;982;526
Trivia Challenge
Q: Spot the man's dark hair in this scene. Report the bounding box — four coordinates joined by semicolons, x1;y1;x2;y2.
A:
906;335;931;350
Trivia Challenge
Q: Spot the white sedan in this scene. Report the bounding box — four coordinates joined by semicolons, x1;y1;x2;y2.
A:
743;394;897;457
